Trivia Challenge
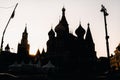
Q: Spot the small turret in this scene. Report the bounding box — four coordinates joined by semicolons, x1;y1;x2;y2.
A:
42;48;45;55
48;28;55;39
62;7;65;16
5;44;10;52
36;49;41;56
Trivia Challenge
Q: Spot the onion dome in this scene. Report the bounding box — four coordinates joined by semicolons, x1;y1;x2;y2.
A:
75;23;85;38
48;28;55;36
55;7;69;33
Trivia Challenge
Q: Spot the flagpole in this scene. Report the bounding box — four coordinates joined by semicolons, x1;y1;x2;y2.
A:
0;3;18;52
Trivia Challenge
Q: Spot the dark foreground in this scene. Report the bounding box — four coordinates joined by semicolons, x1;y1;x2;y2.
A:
0;70;120;80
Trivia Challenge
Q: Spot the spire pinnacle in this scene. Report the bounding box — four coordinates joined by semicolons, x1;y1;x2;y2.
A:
79;21;81;26
62;6;65;16
88;23;90;27
51;24;53;29
24;24;27;33
25;23;27;27
85;24;94;44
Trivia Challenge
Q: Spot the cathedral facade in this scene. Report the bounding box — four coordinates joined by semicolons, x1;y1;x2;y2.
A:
46;7;97;73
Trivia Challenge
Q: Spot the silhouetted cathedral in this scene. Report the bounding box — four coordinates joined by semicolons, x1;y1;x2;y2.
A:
46;7;97;73
0;7;103;80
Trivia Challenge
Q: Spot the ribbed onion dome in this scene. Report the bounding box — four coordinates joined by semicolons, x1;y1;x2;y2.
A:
48;28;55;36
75;23;85;37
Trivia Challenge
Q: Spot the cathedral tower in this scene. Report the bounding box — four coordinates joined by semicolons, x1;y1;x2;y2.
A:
17;24;30;63
55;7;69;38
85;23;96;55
85;23;97;67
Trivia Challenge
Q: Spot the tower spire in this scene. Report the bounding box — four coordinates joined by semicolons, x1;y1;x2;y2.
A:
79;21;81;26
24;24;27;33
55;7;69;34
62;6;65;16
85;23;93;43
88;23;90;27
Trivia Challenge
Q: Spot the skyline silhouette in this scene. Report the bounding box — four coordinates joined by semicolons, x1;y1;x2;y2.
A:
0;0;120;58
0;7;108;80
0;3;120;79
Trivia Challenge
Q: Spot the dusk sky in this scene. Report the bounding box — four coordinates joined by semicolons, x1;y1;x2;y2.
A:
0;0;120;57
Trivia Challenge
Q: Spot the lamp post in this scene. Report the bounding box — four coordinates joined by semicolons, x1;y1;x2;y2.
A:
100;5;111;70
0;3;18;52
